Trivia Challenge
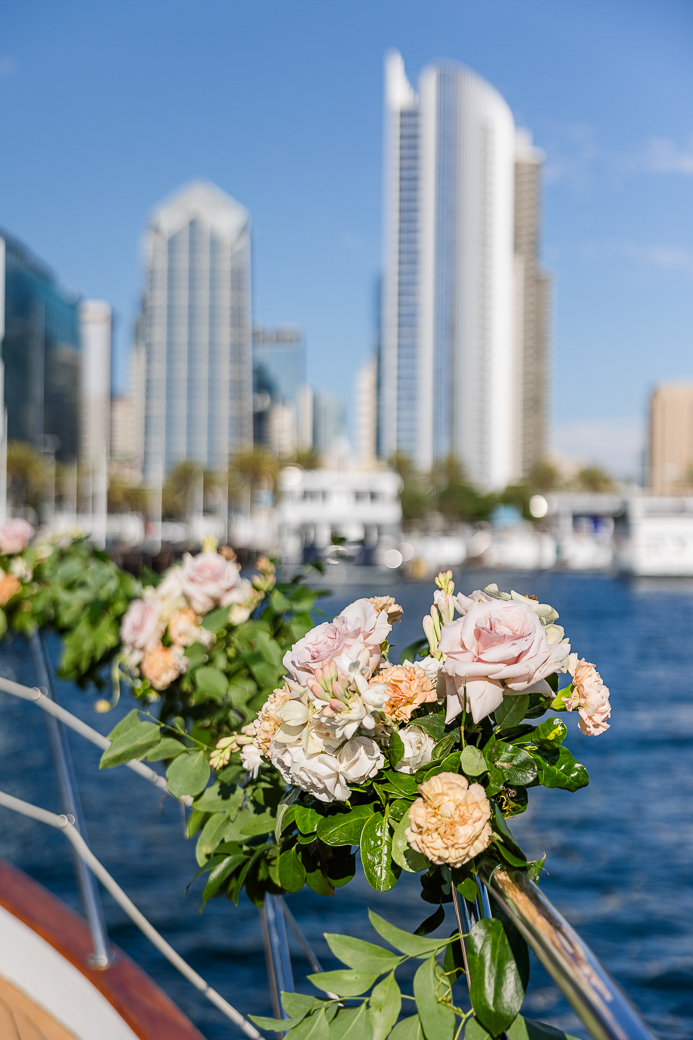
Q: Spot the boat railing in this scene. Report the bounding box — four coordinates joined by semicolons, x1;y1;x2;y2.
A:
0;661;657;1040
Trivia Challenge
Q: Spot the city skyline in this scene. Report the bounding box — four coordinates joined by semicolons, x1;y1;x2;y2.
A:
0;2;691;478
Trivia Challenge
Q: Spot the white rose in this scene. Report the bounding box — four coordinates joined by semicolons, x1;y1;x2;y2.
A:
395;725;436;774
335;736;384;783
270;743;350;802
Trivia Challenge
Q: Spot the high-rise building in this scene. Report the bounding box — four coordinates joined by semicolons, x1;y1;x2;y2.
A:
313;390;347;459
379;51;550;489
252;326;306;457
142;181;253;482
514;130;550;478
111;319;146;476
355;356;378;466
79;299;112;467
0;231;81;463
648;384;693;493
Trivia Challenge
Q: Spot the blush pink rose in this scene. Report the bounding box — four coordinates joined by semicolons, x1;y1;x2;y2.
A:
0;518;34;555
283;621;347;685
439;600;570;724
179;552;240;615
120;599;162;653
337;599;391;647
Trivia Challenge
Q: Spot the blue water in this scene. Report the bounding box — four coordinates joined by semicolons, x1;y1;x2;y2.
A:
0;572;691;1039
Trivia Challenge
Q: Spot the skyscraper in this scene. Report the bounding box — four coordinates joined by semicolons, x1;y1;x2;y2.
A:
0;231;81;463
142;181;253;482
514;130;550;478
379;52;550;489
648;384;693;493
80;299;112;468
252;325;307;456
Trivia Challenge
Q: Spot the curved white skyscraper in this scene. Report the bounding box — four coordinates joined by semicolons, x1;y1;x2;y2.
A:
143;180;253;482
379;52;549;489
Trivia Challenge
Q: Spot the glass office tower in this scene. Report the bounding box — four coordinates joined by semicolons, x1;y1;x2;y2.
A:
0;232;80;463
142;181;253;481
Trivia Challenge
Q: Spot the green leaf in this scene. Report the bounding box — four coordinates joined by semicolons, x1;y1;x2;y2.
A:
100;718;160;768
282;993;321;1019
389;730;405;768
494;695;530;731
0;608;8;639
278;847;306;893
391;809;429;873
166;750;211;798
196;812;232;864
324;934;403;973
286;1009;330;1040
399;637;429;664
390;1016;425;1040
413;956;455;1040
202;853;246;904
316;807;374;846
532;717;567;746
429;731;457;763
384;769;418;794
328;1004;373;1040
460;745;487;776
465;1019;493;1040
530;745;589;792
467;918;524;1037
414;905;445;936
145;737;187;761
194;666;228;703
201;605;231;632
360;810;401;892
492;804;527;863
250;1014;304;1031
507;1015;580;1040
368;911;451;957
295;805;322;834
192;781;243;814
422;751;461;781
486;741;538;786
412;712;446;741
456;876;479;903
370;971;401;1040
307;969;381;997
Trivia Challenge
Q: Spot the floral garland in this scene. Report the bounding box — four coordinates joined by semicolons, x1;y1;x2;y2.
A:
0;520;609;1039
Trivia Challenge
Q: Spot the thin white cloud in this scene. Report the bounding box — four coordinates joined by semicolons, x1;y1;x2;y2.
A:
640;136;693;175
583;239;693;278
553;418;644;480
0;57;17;78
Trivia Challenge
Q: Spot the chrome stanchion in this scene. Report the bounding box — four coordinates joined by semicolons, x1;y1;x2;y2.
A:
29;630;111;967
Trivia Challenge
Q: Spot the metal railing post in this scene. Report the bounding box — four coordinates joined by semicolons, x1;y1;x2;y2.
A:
28;630;111;967
478;863;656;1040
261;893;294;1021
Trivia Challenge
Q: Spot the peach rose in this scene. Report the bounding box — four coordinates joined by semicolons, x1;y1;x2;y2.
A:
0;572;21;605
439;600;570;724
0;518;33;555
368;595;403;624
375;664;437;723
406;772;492;867
566;654;611;736
140;645;184;691
168;608;213;648
179;552;240;615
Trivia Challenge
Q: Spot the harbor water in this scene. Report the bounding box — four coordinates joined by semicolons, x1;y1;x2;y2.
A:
0;571;691;1039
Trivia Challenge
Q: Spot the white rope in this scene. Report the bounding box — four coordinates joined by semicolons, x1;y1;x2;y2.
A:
0;676;192;805
0;789;261;1040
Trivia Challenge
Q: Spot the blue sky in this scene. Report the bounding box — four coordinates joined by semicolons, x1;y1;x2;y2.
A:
1;0;692;477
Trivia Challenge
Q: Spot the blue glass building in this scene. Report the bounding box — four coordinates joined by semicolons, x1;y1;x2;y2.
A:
0;232;81;463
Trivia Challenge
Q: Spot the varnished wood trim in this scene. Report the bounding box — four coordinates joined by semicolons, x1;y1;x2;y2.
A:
0;858;206;1040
